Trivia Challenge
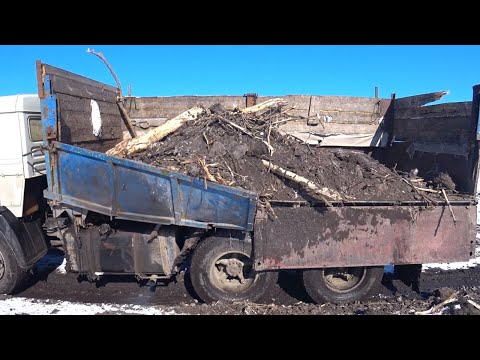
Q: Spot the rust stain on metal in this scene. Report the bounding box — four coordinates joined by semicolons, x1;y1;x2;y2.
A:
255;205;475;270
45;126;57;140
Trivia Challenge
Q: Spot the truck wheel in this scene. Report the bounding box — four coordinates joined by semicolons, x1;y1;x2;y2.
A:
190;236;277;303
0;238;25;295
303;266;384;304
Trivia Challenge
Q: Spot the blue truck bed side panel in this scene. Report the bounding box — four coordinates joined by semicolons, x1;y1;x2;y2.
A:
44;143;257;231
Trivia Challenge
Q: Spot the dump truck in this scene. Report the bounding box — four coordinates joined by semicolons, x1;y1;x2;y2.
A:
0;60;478;304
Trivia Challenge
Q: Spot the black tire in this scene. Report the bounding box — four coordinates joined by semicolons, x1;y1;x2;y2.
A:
0;238;25;295
190;236;277;303
303;266;384;304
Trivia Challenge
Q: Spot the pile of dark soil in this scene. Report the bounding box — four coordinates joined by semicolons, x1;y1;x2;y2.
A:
128;105;462;202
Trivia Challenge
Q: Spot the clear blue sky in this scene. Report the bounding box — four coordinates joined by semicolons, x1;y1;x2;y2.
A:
1;45;479;102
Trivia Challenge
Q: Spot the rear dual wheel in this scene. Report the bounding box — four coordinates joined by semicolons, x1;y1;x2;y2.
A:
303;266;384;304
190;236;277;303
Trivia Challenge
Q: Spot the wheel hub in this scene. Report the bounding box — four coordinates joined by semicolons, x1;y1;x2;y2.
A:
209;251;257;293
323;267;366;293
215;258;246;283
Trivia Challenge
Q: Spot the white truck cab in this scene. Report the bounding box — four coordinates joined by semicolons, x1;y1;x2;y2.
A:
0;95;48;295
0;95;45;217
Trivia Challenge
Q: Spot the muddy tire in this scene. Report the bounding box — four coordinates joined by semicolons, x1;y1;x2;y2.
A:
303;266;384;304
0;238;25;295
190;236;277;303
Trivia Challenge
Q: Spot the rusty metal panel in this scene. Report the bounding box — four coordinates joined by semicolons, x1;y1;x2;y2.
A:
244;93;258;108
254;205;476;270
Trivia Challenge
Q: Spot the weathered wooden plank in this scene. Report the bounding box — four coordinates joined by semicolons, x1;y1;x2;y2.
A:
393;130;471;143
57;93;121;116
125;95;388;121
42;63;117;93
36;60;45;99
59;112;122;134
50;74;117;103
59;126;123;146
259;95;389;115
279;120;382;135
125;96;245;109
125;109;193;119
58;110;123;145
282;111;384;125
395;102;472;120
394;115;471;132
394;91;449;109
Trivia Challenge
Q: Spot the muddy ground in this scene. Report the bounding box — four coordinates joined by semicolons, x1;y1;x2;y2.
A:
128;105;469;203
8;246;480;315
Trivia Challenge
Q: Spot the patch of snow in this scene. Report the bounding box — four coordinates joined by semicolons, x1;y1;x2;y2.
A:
91;99;102;137
0;297;179;315
438;307;450;315
422;257;480;271
55;258;67;274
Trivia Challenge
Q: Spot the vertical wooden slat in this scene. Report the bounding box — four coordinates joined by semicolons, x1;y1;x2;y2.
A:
36;60;45;99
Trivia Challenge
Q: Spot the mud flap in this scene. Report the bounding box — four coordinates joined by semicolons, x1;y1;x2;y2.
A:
0;206;48;270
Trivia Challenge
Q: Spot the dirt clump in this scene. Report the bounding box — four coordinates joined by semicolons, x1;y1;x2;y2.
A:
431;172;456;191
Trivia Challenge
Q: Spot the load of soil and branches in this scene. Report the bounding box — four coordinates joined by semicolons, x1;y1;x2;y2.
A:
107;99;467;204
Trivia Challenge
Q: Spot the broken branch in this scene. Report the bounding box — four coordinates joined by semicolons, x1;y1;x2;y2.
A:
106;106;206;157
271;117;296;126
87;48;137;138
400;177;437;205
467;299;480;311
414;187;441;194
416;292;459;315
442;189;457;224
242;98;286;114
261;159;344;206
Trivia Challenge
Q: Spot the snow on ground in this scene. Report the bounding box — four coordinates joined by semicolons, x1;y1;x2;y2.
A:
0;296;178;315
422;254;480;271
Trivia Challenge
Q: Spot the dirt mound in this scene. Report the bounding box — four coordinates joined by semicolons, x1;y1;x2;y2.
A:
128;104;456;202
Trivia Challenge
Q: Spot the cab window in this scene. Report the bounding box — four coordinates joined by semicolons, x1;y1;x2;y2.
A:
28;116;43;142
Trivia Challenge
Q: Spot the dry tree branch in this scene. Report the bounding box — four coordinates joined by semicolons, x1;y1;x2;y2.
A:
442;189;457;224
416;291;460;315
87;48;137;138
261;159;344;206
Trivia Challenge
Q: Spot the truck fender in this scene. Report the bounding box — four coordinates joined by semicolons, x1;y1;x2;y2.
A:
0;206;47;270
